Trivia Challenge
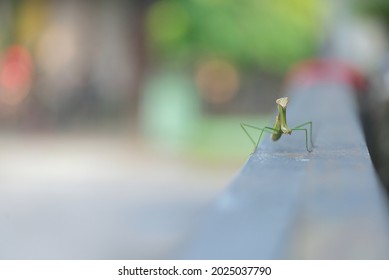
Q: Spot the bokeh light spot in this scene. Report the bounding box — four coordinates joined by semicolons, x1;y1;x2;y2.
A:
195;59;240;104
0;45;33;106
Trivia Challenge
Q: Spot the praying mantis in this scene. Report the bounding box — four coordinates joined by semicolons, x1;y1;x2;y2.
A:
241;97;313;153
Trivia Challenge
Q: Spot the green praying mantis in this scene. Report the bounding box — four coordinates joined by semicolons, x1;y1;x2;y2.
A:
241;97;313;153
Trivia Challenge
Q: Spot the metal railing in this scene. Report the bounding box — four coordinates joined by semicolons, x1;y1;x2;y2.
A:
178;60;389;259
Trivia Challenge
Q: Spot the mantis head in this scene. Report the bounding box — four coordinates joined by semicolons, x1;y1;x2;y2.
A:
276;97;288;109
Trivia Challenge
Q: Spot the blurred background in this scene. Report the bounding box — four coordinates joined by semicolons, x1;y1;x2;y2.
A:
1;0;389;259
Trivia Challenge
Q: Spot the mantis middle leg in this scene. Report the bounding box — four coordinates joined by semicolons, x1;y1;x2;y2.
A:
291;121;313;152
240;123;278;153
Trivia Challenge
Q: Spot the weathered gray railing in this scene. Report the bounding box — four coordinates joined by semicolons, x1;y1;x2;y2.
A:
178;61;389;259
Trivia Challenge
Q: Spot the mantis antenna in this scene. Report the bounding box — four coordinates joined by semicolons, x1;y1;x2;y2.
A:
241;97;313;153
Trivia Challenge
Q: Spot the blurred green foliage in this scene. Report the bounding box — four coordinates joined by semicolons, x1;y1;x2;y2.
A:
141;71;201;153
356;0;389;25
140;70;271;161
190;116;270;162
146;0;325;72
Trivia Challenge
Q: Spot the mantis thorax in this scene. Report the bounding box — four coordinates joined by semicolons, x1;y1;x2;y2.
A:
271;97;292;141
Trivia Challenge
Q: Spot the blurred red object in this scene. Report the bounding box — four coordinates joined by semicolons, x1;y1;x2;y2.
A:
285;59;367;93
0;45;33;106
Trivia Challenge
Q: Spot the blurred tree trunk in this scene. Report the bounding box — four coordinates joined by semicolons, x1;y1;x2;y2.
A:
128;0;154;133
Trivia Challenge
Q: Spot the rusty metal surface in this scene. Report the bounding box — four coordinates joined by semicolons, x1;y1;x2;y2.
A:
179;82;389;259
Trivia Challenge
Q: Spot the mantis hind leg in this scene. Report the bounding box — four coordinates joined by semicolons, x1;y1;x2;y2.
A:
240;123;278;153
291;121;313;152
